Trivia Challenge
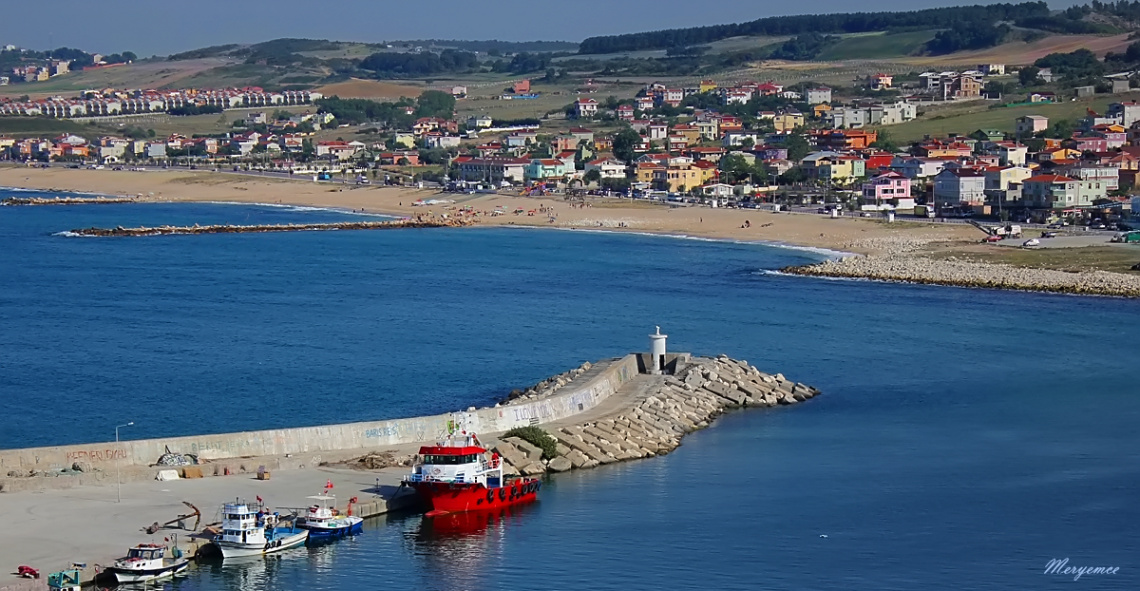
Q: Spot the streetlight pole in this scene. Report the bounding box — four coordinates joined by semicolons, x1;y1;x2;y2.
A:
116;422;134;503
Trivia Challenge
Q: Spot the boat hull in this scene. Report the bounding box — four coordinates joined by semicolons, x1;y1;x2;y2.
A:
408;478;540;514
107;560;190;584
301;516;364;540
216;530;309;558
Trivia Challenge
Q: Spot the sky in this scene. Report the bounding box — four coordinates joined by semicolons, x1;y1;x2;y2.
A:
1;0;1078;56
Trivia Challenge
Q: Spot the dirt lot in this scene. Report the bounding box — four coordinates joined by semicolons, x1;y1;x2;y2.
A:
315;79;425;99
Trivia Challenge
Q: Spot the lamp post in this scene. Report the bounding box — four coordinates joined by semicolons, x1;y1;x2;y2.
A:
116;421;134;503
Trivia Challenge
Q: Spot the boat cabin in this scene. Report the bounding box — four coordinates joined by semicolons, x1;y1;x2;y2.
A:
410;444;503;488
126;545;166;561
220;501;268;546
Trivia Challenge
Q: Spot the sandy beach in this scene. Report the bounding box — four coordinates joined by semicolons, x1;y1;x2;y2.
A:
0;166;977;256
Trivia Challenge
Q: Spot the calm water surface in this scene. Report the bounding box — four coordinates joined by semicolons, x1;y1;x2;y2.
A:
1;191;1137;590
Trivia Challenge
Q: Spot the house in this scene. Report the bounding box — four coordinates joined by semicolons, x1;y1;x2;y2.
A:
585;157;627;179
996;144;1028;167
505;131;538;148
1022;174;1085;208
686;146;726;163
145;142;167;159
984;166;1033;191
616;104;635;120
646;120;669;141
813;129;878;151
316;141;359;160
773;111;804;133
467;114;493;129
423;133;461;148
569;127;594;144
1054;163;1119;192
801;151;865;182
699;80;717;94
979;64;1005;75
635;96;655;111
573;98;598;119
1108;101;1140;128
451;86;468;98
756;81;783;96
695;120;718;141
806;87;832;105
974;129;1005;143
933;168;987;206
870;73;893;90
1015;115;1049;137
699;183;736;198
512;80;530;94
457;157;529;184
393;132;416;149
651;163;702;193
525;158;570;180
862;172;913;208
1028;91;1056;103
554;150;577;170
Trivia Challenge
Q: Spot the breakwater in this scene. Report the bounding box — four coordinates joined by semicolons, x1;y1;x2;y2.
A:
2;196;136;206
783;254;1140;298
64;218;469;237
491;354;818;476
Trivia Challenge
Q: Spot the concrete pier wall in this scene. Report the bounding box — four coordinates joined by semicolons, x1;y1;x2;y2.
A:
0;355;639;479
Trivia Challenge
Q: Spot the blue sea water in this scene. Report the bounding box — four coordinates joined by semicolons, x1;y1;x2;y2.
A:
1;190;1138;590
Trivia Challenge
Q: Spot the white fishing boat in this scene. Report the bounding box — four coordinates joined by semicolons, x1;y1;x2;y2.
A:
104;541;190;584
212;499;309;558
297;491;363;540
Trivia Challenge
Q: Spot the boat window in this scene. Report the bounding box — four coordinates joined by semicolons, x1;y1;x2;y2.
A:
423;454;477;465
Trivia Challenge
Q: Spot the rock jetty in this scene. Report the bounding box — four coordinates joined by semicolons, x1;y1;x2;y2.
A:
66;218;469;237
491;355;819;476
783;254;1140;298
2;196;136;206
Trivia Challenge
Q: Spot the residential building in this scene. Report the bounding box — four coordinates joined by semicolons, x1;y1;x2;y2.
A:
984;166;1032;191
862;172;913;207
997;144;1028;167
772;110;804;133
467;114;493;129
573;98;598;119
316;141;359;160
806;87;832;105
1021;174;1099;208
1055;164;1119;192
526;159;570;181
584;157;626;179
870;73;893;90
457;157;528;184
933;168;987;205
1108;101;1140;128
1028;91;1056;103
451;86;468;98
1015;115;1048;137
616;104;635;120
979;64;1005;75
651;163;702;193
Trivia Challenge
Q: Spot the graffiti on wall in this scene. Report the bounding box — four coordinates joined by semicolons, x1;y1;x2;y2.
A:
64;448;128;462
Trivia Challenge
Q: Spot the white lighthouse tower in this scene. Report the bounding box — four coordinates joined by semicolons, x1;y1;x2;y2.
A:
648;326;668;374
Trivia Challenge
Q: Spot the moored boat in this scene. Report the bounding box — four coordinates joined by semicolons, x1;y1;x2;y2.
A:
212;499;309;558
104;541;190;584
297;487;364;540
404;433;541;516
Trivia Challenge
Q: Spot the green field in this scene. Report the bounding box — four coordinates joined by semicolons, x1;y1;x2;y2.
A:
816;30;939;60
0;117;104;137
880;92;1140;143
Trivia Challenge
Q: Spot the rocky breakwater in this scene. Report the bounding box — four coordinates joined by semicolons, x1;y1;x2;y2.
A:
502;360;593;404
66;217;470;237
2;196;136;206
491;355;819;476
784;254;1140;298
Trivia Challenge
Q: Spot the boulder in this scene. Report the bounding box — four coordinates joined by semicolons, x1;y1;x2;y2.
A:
492;441;529;469
520;462;547;476
566;449;590;469
508;437;545;461
548;456;573;472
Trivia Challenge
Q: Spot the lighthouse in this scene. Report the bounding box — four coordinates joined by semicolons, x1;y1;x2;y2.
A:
648;326;668;374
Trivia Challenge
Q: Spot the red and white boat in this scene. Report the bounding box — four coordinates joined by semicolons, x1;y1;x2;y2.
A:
404;433;541;517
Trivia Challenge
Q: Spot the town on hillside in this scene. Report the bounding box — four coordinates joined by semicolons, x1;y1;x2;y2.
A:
2;65;1140;228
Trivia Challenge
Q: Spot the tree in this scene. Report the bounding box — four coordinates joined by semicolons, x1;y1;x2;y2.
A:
415;90;456;118
870;130;899;153
783;133;811;161
583;169;602;183
612;127;642;164
1019;66;1042;86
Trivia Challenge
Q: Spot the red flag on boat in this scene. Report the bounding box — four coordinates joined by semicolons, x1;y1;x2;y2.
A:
256;495;262;503
326;479;334;489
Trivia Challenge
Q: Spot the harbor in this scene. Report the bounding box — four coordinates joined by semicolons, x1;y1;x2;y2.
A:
0;332;818;590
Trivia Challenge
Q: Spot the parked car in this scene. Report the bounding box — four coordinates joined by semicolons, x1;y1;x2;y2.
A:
1041;231;1058;238
1046;222;1064;229
985;235;1003;243
1022;238;1041;248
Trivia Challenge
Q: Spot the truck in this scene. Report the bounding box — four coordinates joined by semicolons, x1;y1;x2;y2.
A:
994;224;1022;238
1111;230;1140;243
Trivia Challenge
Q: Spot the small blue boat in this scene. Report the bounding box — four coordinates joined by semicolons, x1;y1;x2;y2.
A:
296;493;363;540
